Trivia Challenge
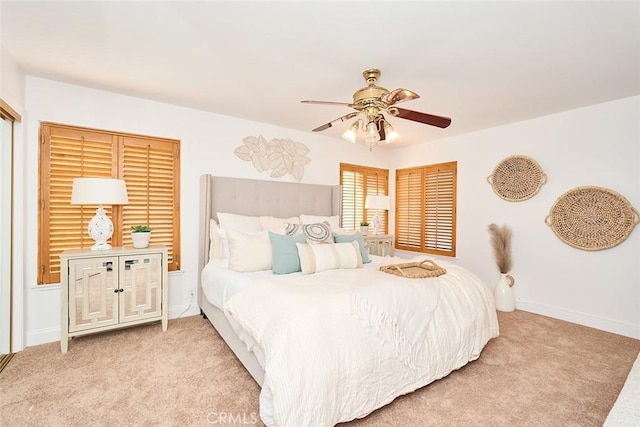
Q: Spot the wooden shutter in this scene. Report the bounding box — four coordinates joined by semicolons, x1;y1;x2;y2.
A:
340;169;364;230
39;126;117;284
364;169;389;231
395;162;456;256
120;136;180;271
424;163;456;256
340;163;389;232
395;169;423;250
39;123;181;285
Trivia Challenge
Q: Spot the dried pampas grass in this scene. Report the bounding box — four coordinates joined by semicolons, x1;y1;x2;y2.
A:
488;223;513;273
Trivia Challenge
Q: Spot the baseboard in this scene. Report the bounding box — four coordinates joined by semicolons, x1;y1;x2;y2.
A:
517;301;640;340
168;304;201;320
26;326;60;347
25;304;202;348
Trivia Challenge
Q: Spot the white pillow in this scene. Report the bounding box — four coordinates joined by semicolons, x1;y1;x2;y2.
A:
218;229;230;269
206;221;230;268
300;214;341;231
260;216;300;235
217;212;262;232
209;219;221;260
226;230;272;272
296;241;363;275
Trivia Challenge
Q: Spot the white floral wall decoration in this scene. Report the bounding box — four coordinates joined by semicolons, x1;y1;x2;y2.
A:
234;135;311;182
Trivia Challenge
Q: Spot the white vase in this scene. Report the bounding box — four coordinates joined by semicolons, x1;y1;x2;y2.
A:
131;232;151;249
494;273;515;312
360;226;369;235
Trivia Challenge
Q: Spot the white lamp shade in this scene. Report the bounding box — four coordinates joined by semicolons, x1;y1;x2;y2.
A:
71;178;129;205
365;195;390;210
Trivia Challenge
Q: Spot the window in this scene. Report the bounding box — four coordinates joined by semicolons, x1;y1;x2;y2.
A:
38;122;180;285
340;163;389;232
395;161;457;257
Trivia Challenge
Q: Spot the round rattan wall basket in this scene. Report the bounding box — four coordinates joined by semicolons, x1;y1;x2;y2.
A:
487;155;547;201
545;186;639;251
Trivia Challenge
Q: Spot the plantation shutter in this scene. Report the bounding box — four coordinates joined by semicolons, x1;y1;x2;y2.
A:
39;123;181;285
364;169;389;231
39;127;117;284
340;170;364;230
395;161;456;256
121;136;180;271
340;163;389;232
395;170;423;250
424;164;456;254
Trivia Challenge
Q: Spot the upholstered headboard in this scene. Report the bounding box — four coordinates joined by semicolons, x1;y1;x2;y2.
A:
197;174;342;303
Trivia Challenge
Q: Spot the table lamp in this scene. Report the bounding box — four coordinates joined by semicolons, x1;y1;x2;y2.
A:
71;177;129;250
365;195;390;236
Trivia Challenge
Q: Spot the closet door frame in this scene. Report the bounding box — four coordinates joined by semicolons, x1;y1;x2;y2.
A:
0;98;21;356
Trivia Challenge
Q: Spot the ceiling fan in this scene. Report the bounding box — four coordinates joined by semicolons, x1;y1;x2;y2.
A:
301;68;451;146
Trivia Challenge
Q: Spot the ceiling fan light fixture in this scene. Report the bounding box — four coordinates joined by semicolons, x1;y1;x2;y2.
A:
383;121;399;143
303;68;452;149
342;120;360;143
365;121;380;144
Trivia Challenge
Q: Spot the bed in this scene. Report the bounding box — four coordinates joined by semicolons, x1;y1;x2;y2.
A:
197;174;499;427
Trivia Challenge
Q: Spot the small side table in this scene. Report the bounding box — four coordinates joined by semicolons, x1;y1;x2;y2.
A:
363;234;395;257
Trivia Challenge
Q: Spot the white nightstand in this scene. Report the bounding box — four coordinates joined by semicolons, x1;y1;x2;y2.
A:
363;234;395;257
60;245;168;353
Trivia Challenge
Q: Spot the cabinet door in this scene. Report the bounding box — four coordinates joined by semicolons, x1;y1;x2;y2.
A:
363;238;376;256
119;253;163;323
68;257;119;332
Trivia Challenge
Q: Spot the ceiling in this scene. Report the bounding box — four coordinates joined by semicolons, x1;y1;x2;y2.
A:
2;1;639;148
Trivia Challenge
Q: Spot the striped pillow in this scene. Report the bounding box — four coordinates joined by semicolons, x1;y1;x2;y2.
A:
296;241;363;274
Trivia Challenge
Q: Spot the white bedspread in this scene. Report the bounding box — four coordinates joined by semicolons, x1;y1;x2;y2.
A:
224;256;499;427
604;350;640;426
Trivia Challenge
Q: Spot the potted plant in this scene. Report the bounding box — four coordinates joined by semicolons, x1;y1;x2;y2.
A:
131;225;152;249
359;221;370;236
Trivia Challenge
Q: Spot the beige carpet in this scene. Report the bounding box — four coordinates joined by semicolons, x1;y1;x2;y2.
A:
1;311;638;426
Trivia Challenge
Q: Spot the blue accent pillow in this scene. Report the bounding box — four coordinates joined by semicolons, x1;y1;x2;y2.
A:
269;231;307;274
333;232;371;264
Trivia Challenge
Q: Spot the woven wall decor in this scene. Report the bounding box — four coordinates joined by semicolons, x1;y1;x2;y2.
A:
487;155;547;201
545;186;639;251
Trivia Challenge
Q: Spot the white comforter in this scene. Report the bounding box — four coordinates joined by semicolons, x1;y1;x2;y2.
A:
224;256;499;427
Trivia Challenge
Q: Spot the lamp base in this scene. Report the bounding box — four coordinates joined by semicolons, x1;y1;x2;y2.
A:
88;205;114;251
372;212;382;235
91;242;113;251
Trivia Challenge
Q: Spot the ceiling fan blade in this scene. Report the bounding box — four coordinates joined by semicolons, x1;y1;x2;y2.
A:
312;112;359;132
301;100;353;107
392;107;452;128
380;88;420;106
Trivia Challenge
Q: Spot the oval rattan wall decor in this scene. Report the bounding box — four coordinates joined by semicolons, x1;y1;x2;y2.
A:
545;186;639;251
487;155;547;201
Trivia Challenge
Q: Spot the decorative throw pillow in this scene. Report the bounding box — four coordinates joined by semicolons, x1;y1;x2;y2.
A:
300;214;341;232
226;230;272;272
333;232;371;264
296;241;363;275
269;231;307;274
285;222;302;236
301;221;333;244
217;212;263;232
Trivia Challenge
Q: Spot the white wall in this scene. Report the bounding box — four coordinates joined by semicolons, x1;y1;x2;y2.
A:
21;76;390;347
17;76;640;347
391;96;640;338
1;48;25;112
